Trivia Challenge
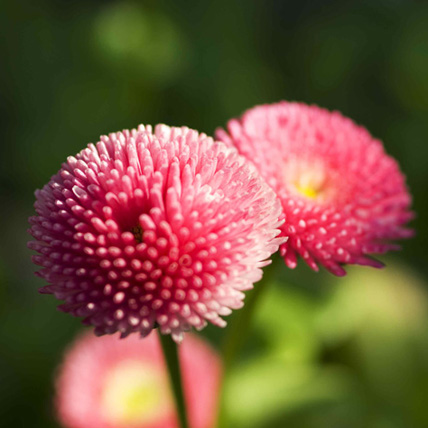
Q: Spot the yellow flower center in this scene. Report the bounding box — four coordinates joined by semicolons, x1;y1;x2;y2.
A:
285;159;329;201
100;360;171;425
294;183;319;199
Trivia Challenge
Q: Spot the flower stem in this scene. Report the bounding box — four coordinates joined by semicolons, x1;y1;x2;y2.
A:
217;262;276;427
221;278;269;371
159;332;189;428
222;262;275;370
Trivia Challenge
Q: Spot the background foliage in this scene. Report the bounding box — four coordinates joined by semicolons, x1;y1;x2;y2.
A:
1;1;428;427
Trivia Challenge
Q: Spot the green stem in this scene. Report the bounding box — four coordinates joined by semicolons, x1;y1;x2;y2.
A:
217;262;276;427
221;278;269;371
159;332;189;428
222;262;275;370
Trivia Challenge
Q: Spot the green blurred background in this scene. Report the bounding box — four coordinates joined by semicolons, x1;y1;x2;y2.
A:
1;0;428;427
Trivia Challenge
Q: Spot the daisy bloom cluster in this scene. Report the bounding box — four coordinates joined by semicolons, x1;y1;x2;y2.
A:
55;331;221;428
28;125;283;342
217;102;413;276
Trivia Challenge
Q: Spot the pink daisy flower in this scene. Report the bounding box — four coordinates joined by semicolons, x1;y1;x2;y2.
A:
217;102;413;276
55;331;221;428
28;124;283;342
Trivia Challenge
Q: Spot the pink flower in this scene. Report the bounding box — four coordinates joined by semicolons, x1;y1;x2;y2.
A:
55;331;221;428
28;125;283;341
217;102;413;276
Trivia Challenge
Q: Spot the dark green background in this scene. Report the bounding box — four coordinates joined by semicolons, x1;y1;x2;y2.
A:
1;1;428;427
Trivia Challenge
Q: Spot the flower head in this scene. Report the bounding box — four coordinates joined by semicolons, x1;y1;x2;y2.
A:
28;125;283;341
217;102;413;276
56;331;221;428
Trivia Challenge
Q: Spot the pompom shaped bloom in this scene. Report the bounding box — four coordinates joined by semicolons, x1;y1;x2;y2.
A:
217;102;413;276
55;331;221;428
28;125;283;341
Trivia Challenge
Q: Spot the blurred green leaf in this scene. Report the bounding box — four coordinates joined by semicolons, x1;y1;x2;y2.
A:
225;357;366;428
253;280;320;363
93;2;189;85
388;7;428;112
